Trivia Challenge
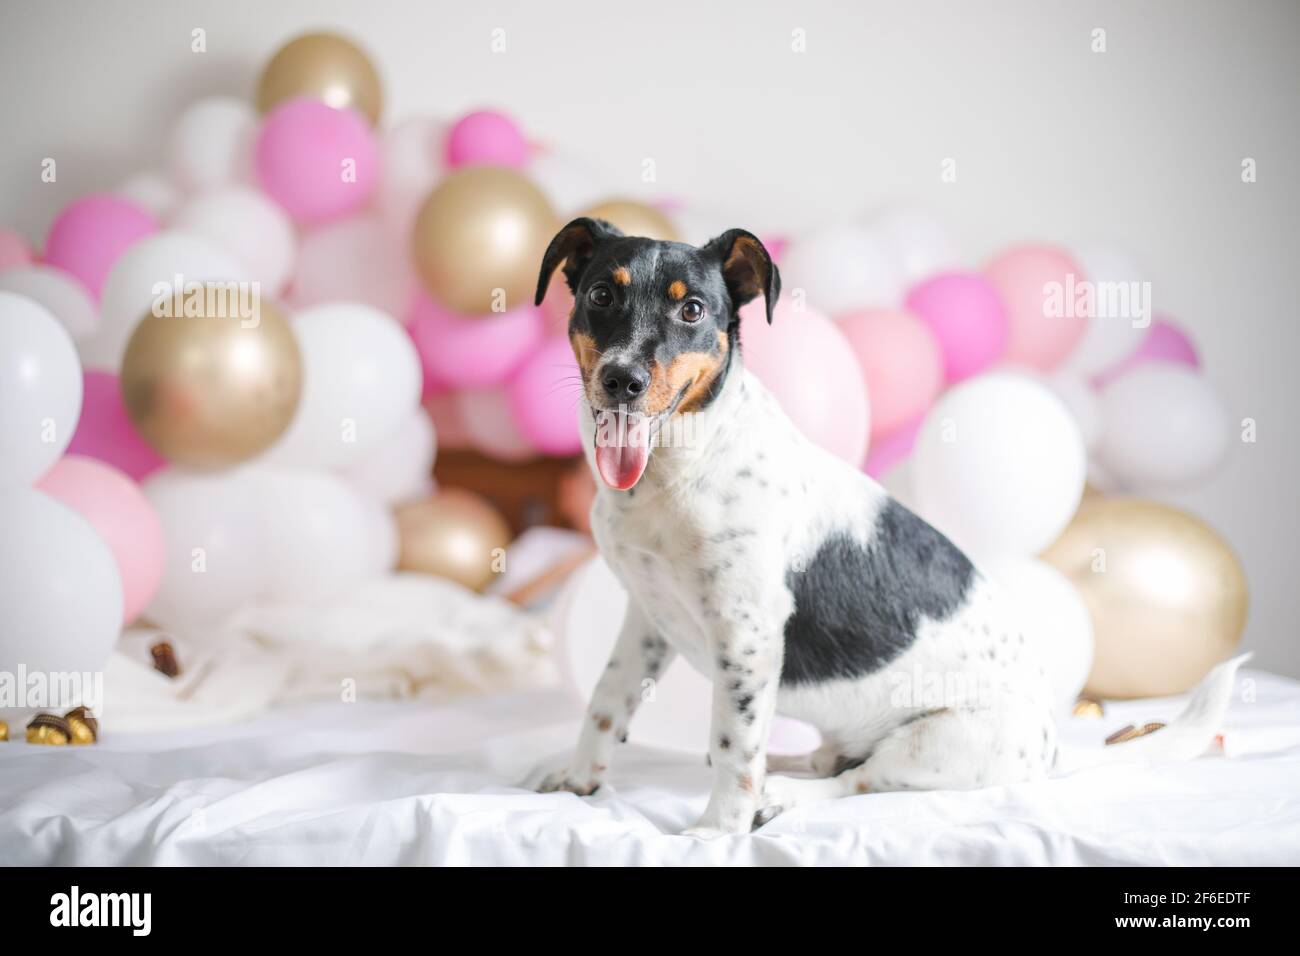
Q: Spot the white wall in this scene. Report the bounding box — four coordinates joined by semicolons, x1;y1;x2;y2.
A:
2;0;1297;675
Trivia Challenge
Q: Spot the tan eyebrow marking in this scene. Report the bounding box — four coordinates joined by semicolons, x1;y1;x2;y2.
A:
612;266;631;286
667;280;687;300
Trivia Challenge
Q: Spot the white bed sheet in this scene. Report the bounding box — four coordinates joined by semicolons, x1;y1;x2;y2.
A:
3;671;1300;866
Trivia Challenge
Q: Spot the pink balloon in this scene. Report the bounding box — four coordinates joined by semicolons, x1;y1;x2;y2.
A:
904;272;1008;383
740;299;870;465
424;393;473;450
409;294;545;389
445;109;529;169
838;308;943;440
1092;316;1201;388
454;387;537;462
984;244;1087;370
0;227;33;274
36;455;165;625
761;234;790;264
42;194;158;299
67;370;166;481
864;416;923;479
507;336;584;456
255;98;378;224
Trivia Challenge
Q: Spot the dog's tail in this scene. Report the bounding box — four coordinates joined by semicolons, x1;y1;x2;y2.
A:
1054;652;1250;773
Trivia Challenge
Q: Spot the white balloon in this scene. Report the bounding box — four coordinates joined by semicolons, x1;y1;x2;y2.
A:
984;558;1093;715
0;292;83;486
265;303;423;468
0;487;123;674
290;216;417;320
912;373;1086;559
1061;245;1150;376
87;230;249;370
668;204;745;248
528;151;613;215
782;222;905;315
169;96;257;192
114;169;182;220
341;407;436;505
170;185;296;295
1095;364;1230;491
143;468;265;631
0;265;98;342
870;208;960;283
376;116;444;239
1046;370;1101;451
247;468;394;601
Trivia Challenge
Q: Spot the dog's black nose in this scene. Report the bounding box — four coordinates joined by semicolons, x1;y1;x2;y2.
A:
601;364;650;403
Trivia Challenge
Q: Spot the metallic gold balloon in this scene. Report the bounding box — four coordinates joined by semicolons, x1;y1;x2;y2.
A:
256;32;383;126
579;199;679;241
413;167;557;315
121;290;302;469
395;489;513;592
1040;498;1248;698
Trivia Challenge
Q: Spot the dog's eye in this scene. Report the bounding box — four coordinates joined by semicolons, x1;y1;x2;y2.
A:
588;285;613;308
681;300;705;323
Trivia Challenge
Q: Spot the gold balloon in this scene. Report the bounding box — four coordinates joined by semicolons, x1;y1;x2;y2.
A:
121;290;302;469
579;199;679;241
412;167;557;315
395;489;513;592
1040;498;1248;699
256;32;383;125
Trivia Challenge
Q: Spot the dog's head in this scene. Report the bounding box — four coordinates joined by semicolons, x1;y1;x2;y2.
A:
535;217;779;490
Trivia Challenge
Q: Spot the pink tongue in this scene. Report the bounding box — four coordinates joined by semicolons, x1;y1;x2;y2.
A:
595;410;651;490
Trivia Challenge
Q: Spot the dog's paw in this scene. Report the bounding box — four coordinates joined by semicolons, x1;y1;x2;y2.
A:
537;768;601;796
751;803;785;829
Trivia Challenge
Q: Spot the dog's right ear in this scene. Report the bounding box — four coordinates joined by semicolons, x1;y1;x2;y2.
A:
535;217;624;306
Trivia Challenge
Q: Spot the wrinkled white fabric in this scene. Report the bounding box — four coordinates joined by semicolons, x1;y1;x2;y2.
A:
3;671;1299;865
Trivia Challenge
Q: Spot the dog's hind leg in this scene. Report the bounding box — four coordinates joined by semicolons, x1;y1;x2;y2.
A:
765;741;844;777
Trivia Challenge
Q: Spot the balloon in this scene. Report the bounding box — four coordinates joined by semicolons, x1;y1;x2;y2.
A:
984;558;1094;714
425;392;474;450
341;407;437;506
254;97;379;225
413;166;557;315
781;222;904;315
445;109;529;169
983;244;1087;370
838;308;943;440
528;150;613;215
89;230;249;370
250;467;395;601
170;185;297;296
0;227;34;273
1062;244;1150;376
36;455;165;625
1040;498;1247;698
1046;370;1101;451
870;208;960;283
863;415;922;479
395;488;513;592
739;299;870;466
1092;316;1200;388
912;373;1085;559
577;199;679;241
67;370;165;481
0;265;98;343
507;336;584;456
0;487;123;674
264;302;422;468
256;31;383;126
291;215;417;320
168;96;258;192
114;169;182;220
454;386;537;462
42;194;158;299
121;292;302;469
143;468;265;630
0;292;83;486
376;116;444;239
408;295;544;389
904;272;1008;383
1094;364;1229;491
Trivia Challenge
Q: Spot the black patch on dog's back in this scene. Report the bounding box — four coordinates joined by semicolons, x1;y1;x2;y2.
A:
780;500;976;686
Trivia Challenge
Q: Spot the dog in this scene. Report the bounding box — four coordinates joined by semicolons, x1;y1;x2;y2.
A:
534;217;1246;838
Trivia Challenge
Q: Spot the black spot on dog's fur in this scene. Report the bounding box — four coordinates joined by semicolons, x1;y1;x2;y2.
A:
780;500;976;686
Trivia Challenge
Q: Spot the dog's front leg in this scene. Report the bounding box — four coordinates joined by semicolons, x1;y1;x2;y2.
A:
538;601;672;796
684;629;781;838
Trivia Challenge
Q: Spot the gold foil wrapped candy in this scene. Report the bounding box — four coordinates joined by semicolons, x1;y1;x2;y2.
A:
26;713;71;746
0;720;8;742
64;707;99;745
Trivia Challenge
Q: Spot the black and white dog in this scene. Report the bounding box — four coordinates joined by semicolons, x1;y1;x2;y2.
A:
535;217;1244;838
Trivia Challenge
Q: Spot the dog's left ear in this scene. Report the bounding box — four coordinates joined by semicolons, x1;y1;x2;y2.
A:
704;229;781;324
535;217;623;306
